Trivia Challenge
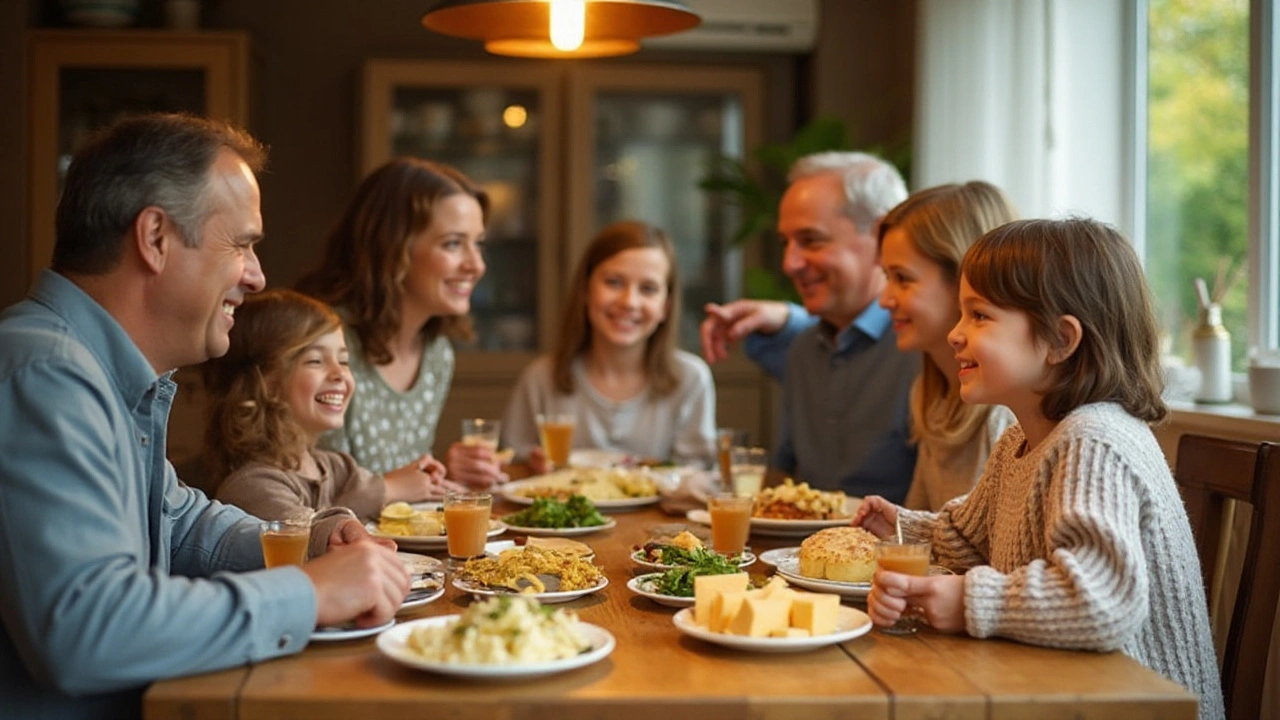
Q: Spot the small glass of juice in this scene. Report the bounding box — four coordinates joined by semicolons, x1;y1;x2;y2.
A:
461;418;500;450
536;413;575;470
260;517;310;568
444;491;492;568
707;492;754;556
873;539;932;634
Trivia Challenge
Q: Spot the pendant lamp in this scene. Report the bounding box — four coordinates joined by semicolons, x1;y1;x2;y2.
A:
422;0;701;59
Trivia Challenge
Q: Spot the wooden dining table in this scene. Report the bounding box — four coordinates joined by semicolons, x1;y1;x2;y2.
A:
145;497;1198;720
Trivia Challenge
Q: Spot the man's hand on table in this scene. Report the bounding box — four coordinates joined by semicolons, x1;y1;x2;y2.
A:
303;540;410;628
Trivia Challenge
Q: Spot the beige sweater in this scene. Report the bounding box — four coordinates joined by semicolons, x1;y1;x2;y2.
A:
900;402;1223;720
216;448;387;560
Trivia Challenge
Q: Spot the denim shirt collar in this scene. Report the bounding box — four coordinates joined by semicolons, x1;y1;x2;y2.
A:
818;302;892;353
29;270;172;409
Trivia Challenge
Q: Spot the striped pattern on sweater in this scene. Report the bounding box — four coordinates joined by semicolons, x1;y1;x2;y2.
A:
900;402;1224;720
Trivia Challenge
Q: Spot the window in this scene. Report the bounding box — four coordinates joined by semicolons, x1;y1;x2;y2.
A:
1141;0;1279;371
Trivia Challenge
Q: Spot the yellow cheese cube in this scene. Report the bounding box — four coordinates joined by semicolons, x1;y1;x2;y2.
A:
693;573;749;627
710;589;748;632
727;596;792;637
769;627;812;638
790;592;841;636
756;575;791;599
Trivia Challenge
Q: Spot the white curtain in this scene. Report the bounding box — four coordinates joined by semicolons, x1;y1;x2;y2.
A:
914;0;1134;235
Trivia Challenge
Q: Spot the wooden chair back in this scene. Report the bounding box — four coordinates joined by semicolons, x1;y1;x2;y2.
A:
1175;434;1280;720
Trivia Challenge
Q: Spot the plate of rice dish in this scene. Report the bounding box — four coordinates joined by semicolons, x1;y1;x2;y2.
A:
378;596;615;678
451;545;608;603
500;468;660;509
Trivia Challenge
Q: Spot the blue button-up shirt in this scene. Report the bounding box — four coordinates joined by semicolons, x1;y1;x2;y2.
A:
0;271;316;719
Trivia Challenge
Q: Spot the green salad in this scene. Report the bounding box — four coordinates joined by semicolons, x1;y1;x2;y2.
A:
503;494;607;529
652;548;742;597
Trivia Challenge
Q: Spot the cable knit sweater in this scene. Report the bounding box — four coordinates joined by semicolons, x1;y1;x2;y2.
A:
899;402;1223;720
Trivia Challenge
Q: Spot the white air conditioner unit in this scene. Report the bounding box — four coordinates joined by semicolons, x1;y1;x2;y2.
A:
643;0;820;53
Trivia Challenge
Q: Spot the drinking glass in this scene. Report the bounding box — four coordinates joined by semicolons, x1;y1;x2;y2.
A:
873;539;932;634
444;491;492;567
707;492;753;556
729;446;767;495
260;517;310;568
461;418;500;450
536;413;575;470
716;428;748;488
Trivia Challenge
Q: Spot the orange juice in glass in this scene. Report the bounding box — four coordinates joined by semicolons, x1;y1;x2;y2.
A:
260;518;309;568
873;539;931;634
536;413;574;469
716;428;747;488
707;492;753;556
444;491;492;565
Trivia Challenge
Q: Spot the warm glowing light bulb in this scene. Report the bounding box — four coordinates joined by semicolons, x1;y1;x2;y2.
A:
549;0;585;52
502;105;528;129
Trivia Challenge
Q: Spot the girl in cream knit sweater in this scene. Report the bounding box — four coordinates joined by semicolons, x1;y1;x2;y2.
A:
853;218;1223;720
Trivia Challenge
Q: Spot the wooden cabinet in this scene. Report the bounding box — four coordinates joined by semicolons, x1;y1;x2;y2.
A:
361;60;773;452
26;29;251;284
25;30;251;464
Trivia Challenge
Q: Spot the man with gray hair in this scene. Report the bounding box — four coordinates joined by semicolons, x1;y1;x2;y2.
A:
702;151;918;500
0;113;410;718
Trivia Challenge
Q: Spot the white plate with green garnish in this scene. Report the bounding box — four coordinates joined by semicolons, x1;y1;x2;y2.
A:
630;548;755;571
626;573;696;608
501;517;616;537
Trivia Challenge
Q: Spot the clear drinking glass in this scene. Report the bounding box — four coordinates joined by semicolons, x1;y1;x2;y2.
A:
729;446;766;495
461;418;500;450
716;428;748;488
707;492;753;556
443;491;492;568
536;413;575;470
873;539;932;634
260;517;310;568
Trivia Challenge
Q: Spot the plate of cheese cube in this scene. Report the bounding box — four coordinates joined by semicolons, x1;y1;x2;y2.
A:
672;574;872;652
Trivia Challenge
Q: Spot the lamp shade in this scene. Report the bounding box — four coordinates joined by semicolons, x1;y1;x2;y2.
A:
422;0;701;58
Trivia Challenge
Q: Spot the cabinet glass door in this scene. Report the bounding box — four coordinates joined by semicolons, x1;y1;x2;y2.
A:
569;67;764;352
362;62;562;354
27;30;249;283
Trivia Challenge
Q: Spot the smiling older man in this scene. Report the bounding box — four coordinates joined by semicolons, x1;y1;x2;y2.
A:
702;152;917;500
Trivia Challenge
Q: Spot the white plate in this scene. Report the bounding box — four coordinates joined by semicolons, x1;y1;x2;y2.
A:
685;505;859;538
568;448;634;467
366;519;507;550
630;548;756;571
501;475;660;510
500;516;618;537
772;553;870;599
399;583;446;612
626;573;696;608
451;575;609;604
671;606;872;652
769;550;951;599
398;551;444;575
311;618;396;643
377;616;616;679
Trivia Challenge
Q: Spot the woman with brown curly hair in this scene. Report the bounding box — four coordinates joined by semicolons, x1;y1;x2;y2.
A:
297;157;505;489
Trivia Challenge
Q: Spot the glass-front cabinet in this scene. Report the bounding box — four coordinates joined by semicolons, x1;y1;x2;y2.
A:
26;30;250;284
361;60;769;451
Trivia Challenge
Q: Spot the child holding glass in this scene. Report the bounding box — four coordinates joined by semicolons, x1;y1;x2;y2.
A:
501;220;716;472
853;218;1223;719
204;289;462;527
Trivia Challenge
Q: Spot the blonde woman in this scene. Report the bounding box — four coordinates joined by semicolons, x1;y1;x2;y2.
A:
877;181;1019;509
